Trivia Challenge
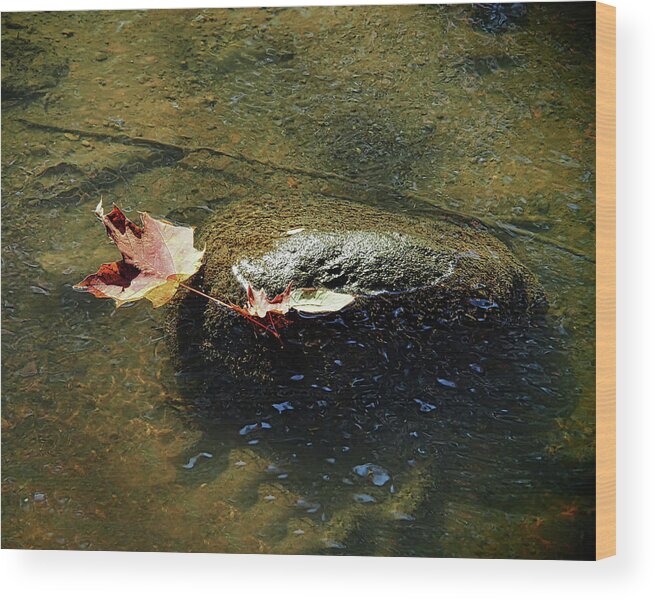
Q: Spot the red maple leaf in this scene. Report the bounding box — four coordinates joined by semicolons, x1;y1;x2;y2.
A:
75;201;204;308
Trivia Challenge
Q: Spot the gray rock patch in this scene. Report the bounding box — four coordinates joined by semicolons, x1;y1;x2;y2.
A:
232;231;455;295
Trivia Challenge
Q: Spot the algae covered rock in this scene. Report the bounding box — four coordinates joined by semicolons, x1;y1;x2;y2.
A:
165;194;546;386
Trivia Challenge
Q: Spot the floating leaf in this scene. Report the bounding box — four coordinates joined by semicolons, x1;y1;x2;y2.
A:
75;201;204;308
245;283;355;318
246;283;293;318
288;288;355;314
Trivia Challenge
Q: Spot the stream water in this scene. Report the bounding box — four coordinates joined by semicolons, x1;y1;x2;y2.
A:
2;3;596;558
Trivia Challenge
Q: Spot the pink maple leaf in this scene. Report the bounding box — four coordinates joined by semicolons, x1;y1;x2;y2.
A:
75;201;204;308
246;283;293;318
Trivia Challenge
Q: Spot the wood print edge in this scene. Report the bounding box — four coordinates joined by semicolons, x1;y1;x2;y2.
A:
595;1;616;560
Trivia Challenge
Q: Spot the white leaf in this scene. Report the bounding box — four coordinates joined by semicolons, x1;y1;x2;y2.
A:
289;288;355;314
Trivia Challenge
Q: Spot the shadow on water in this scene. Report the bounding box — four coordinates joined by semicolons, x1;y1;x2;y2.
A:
169;298;594;558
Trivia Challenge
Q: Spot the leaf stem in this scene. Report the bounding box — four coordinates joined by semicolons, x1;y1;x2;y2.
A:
178;282;280;339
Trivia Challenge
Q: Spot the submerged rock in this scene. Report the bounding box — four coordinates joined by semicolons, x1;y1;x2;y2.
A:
165;194;546;386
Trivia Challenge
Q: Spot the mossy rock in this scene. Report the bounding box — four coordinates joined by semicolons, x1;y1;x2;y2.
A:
165;195;546;386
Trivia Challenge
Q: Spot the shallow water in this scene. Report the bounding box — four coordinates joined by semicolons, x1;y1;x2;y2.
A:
2;3;596;558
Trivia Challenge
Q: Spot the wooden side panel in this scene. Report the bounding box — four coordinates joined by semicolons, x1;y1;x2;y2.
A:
595;1;616;560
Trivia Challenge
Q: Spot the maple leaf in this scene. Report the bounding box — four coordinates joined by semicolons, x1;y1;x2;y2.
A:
246;283;293;318
75;201;204;308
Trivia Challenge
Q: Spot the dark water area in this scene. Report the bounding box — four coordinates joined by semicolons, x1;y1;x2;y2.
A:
2;3;596;558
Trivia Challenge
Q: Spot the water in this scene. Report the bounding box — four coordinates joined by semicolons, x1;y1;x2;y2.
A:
1;3;596;558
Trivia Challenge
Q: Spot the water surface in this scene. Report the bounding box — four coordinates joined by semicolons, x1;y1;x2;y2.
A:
2;3;596;558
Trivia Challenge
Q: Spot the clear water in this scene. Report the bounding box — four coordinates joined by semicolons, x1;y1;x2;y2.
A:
1;3;596;558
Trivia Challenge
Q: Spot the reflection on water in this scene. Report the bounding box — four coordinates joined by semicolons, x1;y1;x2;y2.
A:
2;3;595;558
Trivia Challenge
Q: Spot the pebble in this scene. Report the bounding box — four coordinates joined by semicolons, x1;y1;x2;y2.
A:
29;285;50;295
352;463;391;486
437;378;457;389
30;144;48;156
353;493;376;504
272;401;293;413
414;399;436;413
390;511;416;521
286;227;304;236
182;452;213;469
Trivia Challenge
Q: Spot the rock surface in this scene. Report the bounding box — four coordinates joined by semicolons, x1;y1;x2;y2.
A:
232;230;455;295
165;195;546;385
